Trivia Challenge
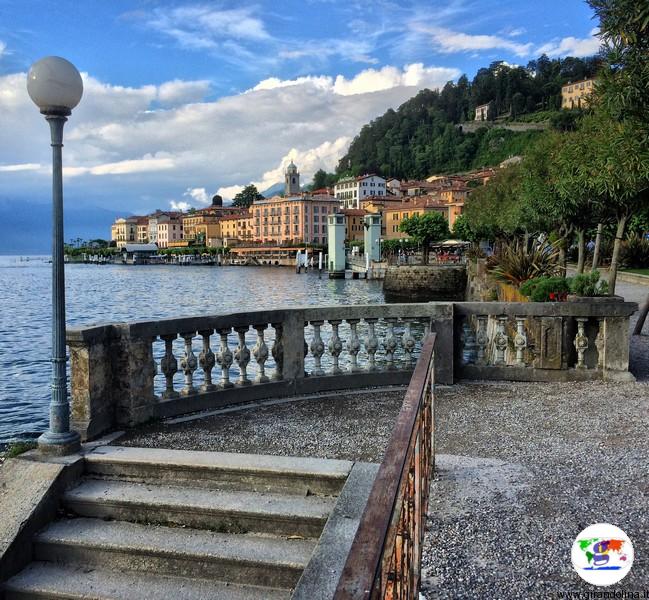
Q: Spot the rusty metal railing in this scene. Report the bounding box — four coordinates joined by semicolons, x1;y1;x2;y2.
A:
334;333;436;599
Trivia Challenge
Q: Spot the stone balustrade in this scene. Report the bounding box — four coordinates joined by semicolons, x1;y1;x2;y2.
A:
454;301;637;381
66;299;636;441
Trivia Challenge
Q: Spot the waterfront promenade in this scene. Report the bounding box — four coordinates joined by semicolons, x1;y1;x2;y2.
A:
114;278;648;597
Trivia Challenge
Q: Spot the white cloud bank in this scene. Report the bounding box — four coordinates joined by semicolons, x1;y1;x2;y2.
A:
416;26;534;58
0;63;457;212
249;63;460;96
537;28;601;57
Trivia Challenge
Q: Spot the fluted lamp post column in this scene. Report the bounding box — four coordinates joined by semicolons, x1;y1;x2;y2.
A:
27;56;83;455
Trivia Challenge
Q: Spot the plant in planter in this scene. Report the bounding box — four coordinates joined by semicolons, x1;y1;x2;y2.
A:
519;276;571;302
569;270;609;297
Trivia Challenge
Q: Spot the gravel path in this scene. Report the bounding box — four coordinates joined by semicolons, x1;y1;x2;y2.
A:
118;389;405;462
424;379;648;598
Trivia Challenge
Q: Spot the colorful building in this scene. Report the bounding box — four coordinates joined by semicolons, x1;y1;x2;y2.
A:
251;193;339;245
561;78;595;109
334;174;387;209
111;217;139;249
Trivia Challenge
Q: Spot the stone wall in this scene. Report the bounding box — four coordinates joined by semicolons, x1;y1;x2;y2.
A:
383;265;467;301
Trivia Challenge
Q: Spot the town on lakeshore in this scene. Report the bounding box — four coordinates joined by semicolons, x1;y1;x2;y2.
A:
1;1;648;599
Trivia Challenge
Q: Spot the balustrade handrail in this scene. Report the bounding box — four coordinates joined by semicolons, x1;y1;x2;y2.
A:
67;303;450;341
334;333;436;599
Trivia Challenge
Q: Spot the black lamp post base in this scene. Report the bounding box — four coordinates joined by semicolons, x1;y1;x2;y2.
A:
38;430;81;456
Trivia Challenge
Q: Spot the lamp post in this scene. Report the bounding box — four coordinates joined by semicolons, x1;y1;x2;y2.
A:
27;56;83;455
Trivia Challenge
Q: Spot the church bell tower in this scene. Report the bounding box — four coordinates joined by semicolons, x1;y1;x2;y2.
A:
284;160;300;196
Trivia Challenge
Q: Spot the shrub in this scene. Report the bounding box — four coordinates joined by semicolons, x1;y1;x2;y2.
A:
489;239;561;285
519;276;570;302
620;235;649;268
569;270;609;297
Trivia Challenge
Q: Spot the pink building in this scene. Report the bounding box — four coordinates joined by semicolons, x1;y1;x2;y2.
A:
252;193;340;245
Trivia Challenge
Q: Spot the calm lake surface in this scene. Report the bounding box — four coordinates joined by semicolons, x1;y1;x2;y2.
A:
0;255;386;444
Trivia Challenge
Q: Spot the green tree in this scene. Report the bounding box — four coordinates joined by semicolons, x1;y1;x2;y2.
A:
399;212;450;264
451;214;474;241
310;169;337;190
232;184;264;208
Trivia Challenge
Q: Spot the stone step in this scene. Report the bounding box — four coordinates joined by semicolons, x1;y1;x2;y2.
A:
85;446;352;496
2;561;290;600
63;478;335;537
34;518;316;589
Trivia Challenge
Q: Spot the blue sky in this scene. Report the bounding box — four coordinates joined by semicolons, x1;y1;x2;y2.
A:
0;0;600;229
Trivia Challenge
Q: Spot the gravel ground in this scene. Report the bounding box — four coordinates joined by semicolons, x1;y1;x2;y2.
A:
117;389;405;462
422;379;648;598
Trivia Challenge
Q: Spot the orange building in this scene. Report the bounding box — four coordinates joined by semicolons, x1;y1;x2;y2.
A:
383;196;464;240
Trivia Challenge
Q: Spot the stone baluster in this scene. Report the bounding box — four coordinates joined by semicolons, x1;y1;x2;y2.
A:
476;316;488;365
234;326;251;385
494;316;508;365
216;328;234;388
310;321;325;376
365;318;379;371
347;319;361;372
252;325;269;383
328;320;343;375
595;318;605;369
271;323;283;381
383;318;398;370
401;321;416;369
198;329;216;392
160;334;179;399
461;320;477;365
513;317;527;367
574;317;589;369
179;332;198;396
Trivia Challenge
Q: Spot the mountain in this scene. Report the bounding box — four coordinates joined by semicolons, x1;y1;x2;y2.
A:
336;55;601;180
260;182;285;197
0;199;119;255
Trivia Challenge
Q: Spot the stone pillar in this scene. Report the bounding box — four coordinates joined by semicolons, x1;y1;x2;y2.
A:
281;311;306;381
111;324;158;429
427;303;454;384
599;317;635;381
67;326;114;441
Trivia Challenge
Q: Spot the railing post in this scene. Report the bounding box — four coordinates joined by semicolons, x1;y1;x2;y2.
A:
280;310;306;382
112;324;157;428
427;303;454;384
67;325;115;441
598;316;635;381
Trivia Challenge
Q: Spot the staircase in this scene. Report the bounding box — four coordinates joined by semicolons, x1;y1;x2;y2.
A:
2;446;353;599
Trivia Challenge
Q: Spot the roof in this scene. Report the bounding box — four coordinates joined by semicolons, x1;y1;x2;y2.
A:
340;209;368;216
123;244;158;252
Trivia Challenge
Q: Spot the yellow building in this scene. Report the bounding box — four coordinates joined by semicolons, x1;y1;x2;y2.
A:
182;213;221;244
136;217;149;244
111;217;139;249
383;197;464;240
561;78;595;109
340;209;368;243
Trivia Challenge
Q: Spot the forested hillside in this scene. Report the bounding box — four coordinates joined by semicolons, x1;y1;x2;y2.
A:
336;55;601;179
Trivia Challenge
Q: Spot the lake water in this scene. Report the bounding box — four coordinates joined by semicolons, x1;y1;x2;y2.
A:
0;256;386;444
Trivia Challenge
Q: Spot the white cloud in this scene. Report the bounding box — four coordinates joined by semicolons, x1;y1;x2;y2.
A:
537;28;601;58
147;5;271;47
0;163;41;172
249;63;460;97
170;200;192;211
63;155;175;177
420;26;534;57
217;137;351;200
183;187;211;205
0;62;461;214
0;41;6;58
158;80;211;106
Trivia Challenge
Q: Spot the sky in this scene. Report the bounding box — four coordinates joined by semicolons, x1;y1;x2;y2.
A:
0;0;601;225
